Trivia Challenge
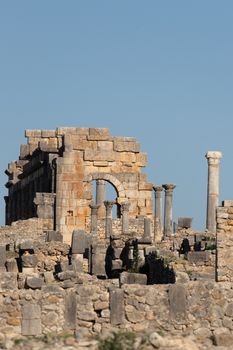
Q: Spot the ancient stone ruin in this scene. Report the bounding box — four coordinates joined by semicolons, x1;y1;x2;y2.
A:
0;127;233;349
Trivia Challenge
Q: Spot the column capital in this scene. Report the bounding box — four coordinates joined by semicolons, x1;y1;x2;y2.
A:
205;151;223;160
121;202;130;213
104;200;115;209
162;184;176;192
96;179;105;185
153;185;163;193
89;203;100;210
206;151;223;166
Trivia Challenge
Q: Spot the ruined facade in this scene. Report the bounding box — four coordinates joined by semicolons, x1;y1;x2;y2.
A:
5;128;153;243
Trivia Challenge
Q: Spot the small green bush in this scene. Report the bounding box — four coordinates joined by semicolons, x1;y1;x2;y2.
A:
98;331;135;350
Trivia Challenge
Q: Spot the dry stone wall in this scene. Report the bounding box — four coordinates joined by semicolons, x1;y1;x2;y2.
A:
0;270;233;348
217;201;233;282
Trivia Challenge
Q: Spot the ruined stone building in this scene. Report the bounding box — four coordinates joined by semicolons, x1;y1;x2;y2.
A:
5;128;155;243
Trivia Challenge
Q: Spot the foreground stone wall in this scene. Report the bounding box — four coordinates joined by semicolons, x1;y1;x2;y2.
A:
1;271;233;347
217;201;233;282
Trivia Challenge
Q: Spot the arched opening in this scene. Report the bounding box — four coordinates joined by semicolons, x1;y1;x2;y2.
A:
92;180;120;218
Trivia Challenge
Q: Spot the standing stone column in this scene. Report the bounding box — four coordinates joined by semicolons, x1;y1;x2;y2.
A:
153;186;163;240
89;203;100;235
121;202;130;234
206;151;223;233
162;184;176;239
104;201;115;238
96;180;106;217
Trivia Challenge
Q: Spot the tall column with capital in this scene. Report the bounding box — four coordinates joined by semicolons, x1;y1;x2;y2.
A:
162;184;176;239
121;202;130;234
104;201;115;238
153;186;163;240
89;204;100;235
96;180;106;217
206;151;222;233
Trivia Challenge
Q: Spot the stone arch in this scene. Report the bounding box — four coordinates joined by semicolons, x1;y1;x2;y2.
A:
86;173;127;203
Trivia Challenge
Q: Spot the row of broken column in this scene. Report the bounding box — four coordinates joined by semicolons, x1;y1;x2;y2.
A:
90;184;176;241
153;184;176;240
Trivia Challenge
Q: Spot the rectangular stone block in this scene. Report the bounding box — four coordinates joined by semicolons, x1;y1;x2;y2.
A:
136;153;147;167
46;231;63;242
138;182;153;190
88;128;110;140
187;251;210;263
84;150;115;162
93;161;109;167
72;136;96;151
91;244;106;276
0;246;6;268
114;140;140;153
22;318;42;336
71;230;89;254
119;272;147;285
97;141;113;151
223;200;233;207
65;291;77;329
20;144;30;159
118;152;136;163
22;304;41;320
110;288;124;325
41;130;56;138
169;284;186;320
25;129;42;138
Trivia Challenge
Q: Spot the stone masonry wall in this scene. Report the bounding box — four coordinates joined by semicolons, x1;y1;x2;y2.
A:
217;201;233;282
55;127;153;243
1;272;233;346
6;128;154;244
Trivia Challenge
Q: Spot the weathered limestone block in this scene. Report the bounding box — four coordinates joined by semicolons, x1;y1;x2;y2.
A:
88;128;110;141
6;258;18;272
46;231;63;242
19;240;34;252
41;130;56;138
22;304;41;336
65;291;77;329
71;230;90;254
20;144;30;159
113;140;140;153
25;129;42;138
21;255;38;268
168;284;186;320
0;246;6;270
136;153;147;167
72;136;97;151
110;288;124;325
91;243;106;276
187;251;210;264
222;200;233;207
84;150;115;162
26;276;43;289
97;141;113;151
119;272;147;286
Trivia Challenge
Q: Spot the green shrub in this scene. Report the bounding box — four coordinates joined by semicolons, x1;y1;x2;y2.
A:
98;331;135;350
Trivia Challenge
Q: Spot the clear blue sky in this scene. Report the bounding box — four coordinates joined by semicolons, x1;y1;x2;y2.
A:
0;1;233;228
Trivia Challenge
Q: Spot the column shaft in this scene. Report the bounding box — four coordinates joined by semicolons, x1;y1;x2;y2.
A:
162;184;176;239
104;201;115;238
206;151;222;233
153;186;163;240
